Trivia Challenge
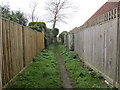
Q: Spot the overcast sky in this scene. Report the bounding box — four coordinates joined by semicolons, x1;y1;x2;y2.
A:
1;0;108;33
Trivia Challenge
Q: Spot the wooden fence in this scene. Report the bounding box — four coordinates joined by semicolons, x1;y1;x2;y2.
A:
65;7;120;88
0;18;44;89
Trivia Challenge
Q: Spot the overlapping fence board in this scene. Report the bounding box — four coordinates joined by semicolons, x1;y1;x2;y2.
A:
0;18;44;89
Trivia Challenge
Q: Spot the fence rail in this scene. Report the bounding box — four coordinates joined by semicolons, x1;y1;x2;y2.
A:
0;18;44;89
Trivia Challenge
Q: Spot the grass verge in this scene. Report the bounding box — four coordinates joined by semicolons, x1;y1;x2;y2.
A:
58;43;111;88
7;45;62;88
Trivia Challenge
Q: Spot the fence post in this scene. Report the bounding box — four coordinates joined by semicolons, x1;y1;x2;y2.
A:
117;6;120;89
0;18;3;89
22;26;25;67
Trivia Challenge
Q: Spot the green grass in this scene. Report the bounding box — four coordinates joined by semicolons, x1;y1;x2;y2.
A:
7;45;62;88
58;43;108;88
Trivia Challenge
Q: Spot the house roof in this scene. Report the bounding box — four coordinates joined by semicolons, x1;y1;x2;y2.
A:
87;2;120;22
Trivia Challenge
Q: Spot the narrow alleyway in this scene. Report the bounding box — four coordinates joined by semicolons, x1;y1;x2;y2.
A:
6;43;110;89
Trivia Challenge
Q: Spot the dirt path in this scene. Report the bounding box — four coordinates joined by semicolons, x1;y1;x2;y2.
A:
54;43;72;88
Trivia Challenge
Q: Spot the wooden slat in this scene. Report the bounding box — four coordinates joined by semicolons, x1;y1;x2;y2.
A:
9;21;14;79
6;19;11;81
2;19;9;85
0;17;3;89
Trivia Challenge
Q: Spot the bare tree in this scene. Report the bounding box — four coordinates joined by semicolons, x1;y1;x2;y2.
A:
45;0;73;29
29;1;37;22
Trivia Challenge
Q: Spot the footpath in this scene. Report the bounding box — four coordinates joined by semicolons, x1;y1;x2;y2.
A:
54;43;72;88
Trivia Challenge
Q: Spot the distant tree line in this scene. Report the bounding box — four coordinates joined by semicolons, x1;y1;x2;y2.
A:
0;4;28;26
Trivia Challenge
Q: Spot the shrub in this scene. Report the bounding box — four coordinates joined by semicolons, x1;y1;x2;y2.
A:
28;22;47;32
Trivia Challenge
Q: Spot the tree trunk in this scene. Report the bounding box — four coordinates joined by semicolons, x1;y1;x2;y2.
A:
53;20;56;29
32;13;34;22
53;14;57;29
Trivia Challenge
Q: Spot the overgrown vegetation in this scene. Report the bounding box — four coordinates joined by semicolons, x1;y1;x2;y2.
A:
58;43;109;88
7;45;62;88
27;21;55;48
28;22;47;32
52;28;59;38
28;22;59;48
43;28;53;48
59;31;68;43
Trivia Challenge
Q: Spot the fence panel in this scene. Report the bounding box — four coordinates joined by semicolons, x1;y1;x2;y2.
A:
67;8;119;87
73;19;118;84
1;18;44;88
